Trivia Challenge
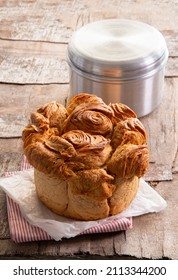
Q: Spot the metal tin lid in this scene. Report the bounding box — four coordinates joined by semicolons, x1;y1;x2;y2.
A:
67;19;168;79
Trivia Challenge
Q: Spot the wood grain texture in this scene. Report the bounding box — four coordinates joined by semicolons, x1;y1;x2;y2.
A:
0;189;9;239
0;139;23;176
0;0;177;84
0;83;69;137
141;78;177;168
0;0;177;48
0;38;177;84
0;0;178;260
123;175;178;259
0;40;69;84
143;164;172;182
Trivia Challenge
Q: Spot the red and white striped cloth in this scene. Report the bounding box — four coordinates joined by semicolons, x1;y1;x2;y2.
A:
5;157;132;243
6;196;52;242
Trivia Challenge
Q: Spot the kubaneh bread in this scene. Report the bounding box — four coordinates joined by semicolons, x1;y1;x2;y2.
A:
22;93;149;221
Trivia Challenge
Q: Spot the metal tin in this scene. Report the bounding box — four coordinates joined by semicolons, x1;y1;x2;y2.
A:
67;19;168;117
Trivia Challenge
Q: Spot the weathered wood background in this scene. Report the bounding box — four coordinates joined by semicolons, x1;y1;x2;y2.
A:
0;0;178;259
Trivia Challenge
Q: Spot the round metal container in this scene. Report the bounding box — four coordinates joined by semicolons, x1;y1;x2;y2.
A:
67;19;168;117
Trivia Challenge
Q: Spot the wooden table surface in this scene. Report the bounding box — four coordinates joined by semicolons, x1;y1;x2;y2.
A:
0;0;178;260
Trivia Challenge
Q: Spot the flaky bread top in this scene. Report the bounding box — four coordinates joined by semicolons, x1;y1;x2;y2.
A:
22;93;149;181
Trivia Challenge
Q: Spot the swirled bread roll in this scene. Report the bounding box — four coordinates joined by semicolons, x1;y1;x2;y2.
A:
66;93;105;114
109;102;137;123
107;144;149;179
63;102;114;138
23;130;111;179
37;101;68;134
111;118;147;149
23;134;76;179
62;130;112;170
22;93;149;221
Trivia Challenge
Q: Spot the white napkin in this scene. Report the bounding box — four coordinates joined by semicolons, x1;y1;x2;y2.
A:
0;170;167;240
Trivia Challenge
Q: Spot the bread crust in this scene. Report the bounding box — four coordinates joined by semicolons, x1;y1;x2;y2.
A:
35;169;68;215
109;176;139;215
22;93;149;220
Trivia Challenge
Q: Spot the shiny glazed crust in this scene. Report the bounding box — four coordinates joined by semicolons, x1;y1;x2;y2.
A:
22;93;149;220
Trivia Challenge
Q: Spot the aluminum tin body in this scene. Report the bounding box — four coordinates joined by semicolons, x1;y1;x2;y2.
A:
67;19;168;117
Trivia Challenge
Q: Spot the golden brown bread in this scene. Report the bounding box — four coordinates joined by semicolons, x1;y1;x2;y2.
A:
35;169;68;215
66;93;105;114
109;176;139;215
63;102;114;138
62;130;112;171
22;93;149;220
111;118;147;149
107;144;149;179
109;102;137;123
23;129;112;180
37;101;68;134
63;169;115;220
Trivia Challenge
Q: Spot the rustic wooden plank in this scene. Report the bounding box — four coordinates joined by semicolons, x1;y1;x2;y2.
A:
0;188;9;239
0;115;28;139
143;164;173;182
0;0;177;51
0;0;77;43
89;232;122;257
172;78;178;173
123;174;178;260
0;37;176;84
0;84;69;137
141;78;177;169
0;0;177;85
0;139;23;176
116;212;166;259
166;57;178;78
58;235;91;257
175;77;178;138
0;40;69;84
159;178;178;260
162;30;178;57
0;38;67;57
0;239;40;258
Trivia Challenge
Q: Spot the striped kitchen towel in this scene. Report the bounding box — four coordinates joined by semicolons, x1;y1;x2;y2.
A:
5;157;132;243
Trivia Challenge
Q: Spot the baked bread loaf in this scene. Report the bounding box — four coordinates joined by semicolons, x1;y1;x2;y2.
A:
22;93;149;220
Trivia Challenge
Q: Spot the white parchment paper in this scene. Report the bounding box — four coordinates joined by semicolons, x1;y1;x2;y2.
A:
0;169;167;241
